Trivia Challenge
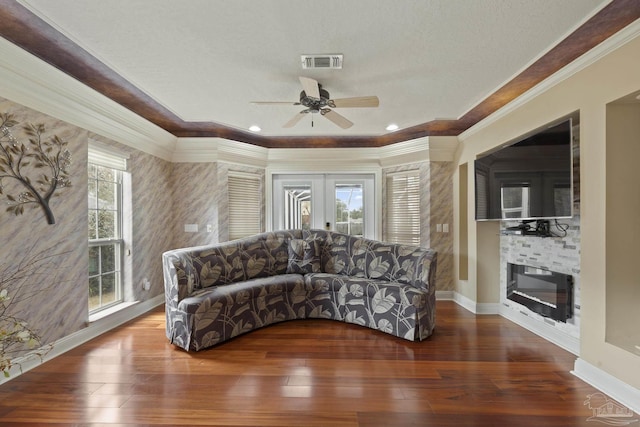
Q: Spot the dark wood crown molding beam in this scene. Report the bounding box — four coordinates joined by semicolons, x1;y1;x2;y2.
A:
0;0;638;149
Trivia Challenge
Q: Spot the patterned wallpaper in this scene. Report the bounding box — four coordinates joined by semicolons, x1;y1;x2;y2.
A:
0;97;176;360
382;161;454;291
429;161;454;292
171;162;219;249
0;97;89;346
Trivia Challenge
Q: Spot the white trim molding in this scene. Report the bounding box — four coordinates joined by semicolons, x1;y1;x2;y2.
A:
436;290;454;300
427;136;460;162
453;291;479;313
573;358;640;414
173;137;269;167
449;291;500;315
0;36;176;161
0;294;164;385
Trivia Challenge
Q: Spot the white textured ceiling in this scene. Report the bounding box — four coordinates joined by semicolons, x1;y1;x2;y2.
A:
19;0;608;137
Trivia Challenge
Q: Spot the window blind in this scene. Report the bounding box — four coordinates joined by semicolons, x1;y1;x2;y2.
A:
228;172;262;240
385;171;421;245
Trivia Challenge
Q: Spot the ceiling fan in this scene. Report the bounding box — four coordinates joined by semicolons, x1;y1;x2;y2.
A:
251;77;379;129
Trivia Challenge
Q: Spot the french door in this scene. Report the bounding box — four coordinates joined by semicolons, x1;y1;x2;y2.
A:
272;174;375;239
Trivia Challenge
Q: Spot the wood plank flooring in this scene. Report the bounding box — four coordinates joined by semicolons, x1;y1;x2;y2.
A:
0;301;630;426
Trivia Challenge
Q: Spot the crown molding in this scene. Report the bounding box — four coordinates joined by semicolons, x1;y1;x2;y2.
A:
175;134;458;168
173;137;269;167
459;19;640;142
426;136;460;162
0;36;176;161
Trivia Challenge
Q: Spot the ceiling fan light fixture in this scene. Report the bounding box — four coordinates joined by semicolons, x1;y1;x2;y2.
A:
254;76;378;129
249;125;261;132
386;124;399;131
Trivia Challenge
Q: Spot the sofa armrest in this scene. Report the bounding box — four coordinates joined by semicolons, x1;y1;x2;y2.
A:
162;249;199;309
413;249;437;295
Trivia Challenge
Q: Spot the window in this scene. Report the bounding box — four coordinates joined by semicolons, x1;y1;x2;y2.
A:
385;171;421;245
228;171;262;240
501;185;530;219
88;145;127;314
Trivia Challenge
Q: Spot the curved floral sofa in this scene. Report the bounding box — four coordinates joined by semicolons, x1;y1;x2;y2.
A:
162;229;437;351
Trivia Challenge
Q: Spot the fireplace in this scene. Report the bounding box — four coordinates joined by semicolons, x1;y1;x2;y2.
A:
507;263;573;322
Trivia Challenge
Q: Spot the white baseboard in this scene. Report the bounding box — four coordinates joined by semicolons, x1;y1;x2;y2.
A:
476;302;500;314
453;291;477;312
450;291;499;314
572;358;640;414
436;290;454;300
1;294;164;384
499;305;580;355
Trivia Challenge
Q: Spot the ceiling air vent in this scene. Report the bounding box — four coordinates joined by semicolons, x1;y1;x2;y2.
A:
301;54;343;69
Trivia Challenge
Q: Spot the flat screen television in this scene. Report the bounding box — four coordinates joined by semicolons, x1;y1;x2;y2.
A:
475;118;574;221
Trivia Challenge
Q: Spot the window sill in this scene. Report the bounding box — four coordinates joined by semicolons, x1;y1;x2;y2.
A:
88;301;138;323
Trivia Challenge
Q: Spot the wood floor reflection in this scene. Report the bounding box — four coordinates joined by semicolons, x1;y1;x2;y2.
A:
0;301;622;426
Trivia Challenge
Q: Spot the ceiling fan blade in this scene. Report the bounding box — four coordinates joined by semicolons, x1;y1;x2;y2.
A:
331;96;379;108
299;76;320;99
250;101;299;105
322;109;353;129
283;111;307;128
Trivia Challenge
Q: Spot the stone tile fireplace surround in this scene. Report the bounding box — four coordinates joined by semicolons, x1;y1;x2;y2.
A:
500;216;581;354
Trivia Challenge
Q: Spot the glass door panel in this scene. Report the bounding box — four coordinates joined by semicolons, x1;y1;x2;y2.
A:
272;175;324;231
326;175;374;238
334;183;364;236
273;173;375;238
283;185;312;230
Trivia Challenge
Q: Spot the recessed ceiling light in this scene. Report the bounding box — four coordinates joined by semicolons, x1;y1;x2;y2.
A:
386;124;399;131
249;125;261;132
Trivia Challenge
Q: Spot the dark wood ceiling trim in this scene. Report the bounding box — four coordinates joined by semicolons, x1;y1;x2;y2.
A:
0;0;638;149
456;0;640;129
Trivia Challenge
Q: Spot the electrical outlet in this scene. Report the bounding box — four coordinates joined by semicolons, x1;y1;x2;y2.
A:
184;224;198;232
443;223;449;233
142;277;151;291
436;224;442;232
206;224;212;233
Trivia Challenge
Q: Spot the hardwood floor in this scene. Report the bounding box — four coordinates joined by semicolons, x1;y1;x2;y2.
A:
0;302;626;426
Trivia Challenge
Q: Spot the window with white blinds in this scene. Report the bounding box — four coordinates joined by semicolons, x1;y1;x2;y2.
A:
385;171;421;246
228;172;262;240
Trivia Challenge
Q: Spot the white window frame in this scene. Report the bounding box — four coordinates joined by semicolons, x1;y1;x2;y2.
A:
88;144;128;315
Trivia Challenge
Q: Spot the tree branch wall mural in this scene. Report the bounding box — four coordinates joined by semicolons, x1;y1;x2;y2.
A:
0;112;72;224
